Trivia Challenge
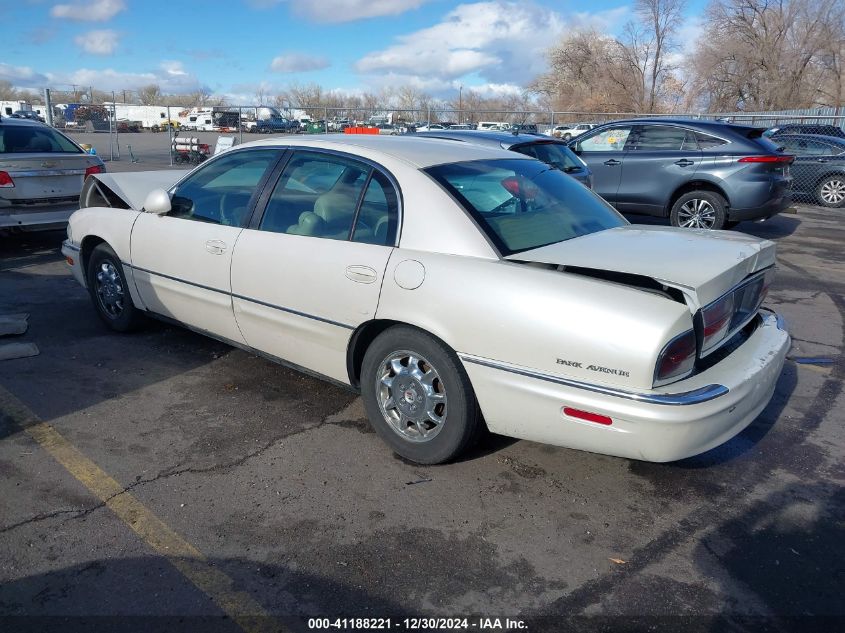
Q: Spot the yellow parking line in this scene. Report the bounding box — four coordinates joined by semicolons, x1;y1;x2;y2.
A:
0;385;284;633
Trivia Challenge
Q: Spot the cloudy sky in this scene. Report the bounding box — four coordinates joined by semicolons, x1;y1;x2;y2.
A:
1;0;704;102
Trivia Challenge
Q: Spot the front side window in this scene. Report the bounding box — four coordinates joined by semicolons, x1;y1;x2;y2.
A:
427;158;626;255
576;126;633;152
169;149;279;226
0;125;82;154
260;151;369;240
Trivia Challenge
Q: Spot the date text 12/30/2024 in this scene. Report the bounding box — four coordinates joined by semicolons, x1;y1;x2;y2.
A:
307;618;528;630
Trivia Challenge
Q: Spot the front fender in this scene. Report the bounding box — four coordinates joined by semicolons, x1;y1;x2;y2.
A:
67;207;144;308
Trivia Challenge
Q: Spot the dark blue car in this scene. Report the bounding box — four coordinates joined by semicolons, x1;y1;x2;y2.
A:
417;130;593;189
568;119;794;230
774;134;845;207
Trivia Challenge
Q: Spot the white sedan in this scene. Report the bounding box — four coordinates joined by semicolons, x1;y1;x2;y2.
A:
62;135;790;464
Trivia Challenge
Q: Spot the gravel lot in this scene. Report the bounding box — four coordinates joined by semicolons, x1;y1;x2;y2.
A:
0;155;843;632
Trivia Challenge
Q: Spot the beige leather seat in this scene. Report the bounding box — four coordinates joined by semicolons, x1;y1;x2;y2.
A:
287;189;374;241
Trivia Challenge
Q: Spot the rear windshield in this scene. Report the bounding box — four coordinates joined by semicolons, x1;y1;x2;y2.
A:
509;141;583;172
426;158;626;255
0;125;82;154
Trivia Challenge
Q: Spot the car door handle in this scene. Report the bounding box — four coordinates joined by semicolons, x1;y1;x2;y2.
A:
345;265;377;284
205;239;227;255
603;159;621;166
816;158;829;163
674;159;695;167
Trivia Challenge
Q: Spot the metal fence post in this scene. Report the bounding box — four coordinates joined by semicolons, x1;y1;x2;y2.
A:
325;107;328;133
168;106;173;167
44;88;53;127
238;107;243;145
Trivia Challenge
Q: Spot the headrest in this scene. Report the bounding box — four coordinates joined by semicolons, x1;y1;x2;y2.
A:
314;192;355;228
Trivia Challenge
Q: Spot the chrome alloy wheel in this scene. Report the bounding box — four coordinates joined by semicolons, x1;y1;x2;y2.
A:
375;350;448;443
820;178;845;206
677;198;717;229
95;261;124;318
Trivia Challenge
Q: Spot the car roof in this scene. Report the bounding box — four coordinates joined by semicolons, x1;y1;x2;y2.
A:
242;133;529;168
0;116;45;128
417;129;562;148
606;118;759;131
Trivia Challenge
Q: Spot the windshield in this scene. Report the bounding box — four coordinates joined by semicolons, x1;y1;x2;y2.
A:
426;158;627;255
510;141;584;172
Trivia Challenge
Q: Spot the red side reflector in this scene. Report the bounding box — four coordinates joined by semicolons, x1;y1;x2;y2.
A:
65;256;74;265
84;165;103;178
738;155;793;163
563;407;613;426
0;171;14;188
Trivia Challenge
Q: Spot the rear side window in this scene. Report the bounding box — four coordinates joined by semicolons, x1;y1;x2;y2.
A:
352;171;399;246
695;131;728;149
0;125;82;154
631;125;688;151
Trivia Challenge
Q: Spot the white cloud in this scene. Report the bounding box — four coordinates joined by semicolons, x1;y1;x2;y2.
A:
51;0;126;21
270;53;330;73
355;1;629;86
246;0;432;22
74;29;118;55
160;60;189;77
0;63;49;88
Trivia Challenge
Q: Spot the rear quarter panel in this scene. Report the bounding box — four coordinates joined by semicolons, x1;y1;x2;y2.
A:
375;249;693;391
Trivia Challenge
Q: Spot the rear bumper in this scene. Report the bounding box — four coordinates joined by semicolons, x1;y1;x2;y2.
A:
728;192;792;222
0;204;78;229
461;310;790;462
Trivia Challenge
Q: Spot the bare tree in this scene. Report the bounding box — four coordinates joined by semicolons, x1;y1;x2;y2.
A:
689;0;843;111
633;0;687;112
138;84;162;105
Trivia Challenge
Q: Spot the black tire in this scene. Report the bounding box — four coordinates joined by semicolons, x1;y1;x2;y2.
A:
670;190;728;230
86;244;145;332
361;326;481;464
815;175;845;208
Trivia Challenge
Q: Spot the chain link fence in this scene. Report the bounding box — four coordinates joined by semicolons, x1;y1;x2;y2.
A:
19;89;843;205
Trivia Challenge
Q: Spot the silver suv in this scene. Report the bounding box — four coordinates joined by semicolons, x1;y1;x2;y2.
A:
570;118;794;230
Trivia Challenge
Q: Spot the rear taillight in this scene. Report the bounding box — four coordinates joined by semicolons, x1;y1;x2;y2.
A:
738;155;793;163
0;171;14;188
701;293;735;351
655;329;697;384
84;165;103;178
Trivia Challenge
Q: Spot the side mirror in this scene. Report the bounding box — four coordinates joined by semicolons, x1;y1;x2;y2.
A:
143;189;171;215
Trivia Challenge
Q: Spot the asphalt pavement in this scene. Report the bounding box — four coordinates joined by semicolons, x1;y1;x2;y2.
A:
0;201;843;632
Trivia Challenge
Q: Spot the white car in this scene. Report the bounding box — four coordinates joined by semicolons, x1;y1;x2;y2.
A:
62;135;789;465
550;123;597;140
414;123;445;132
